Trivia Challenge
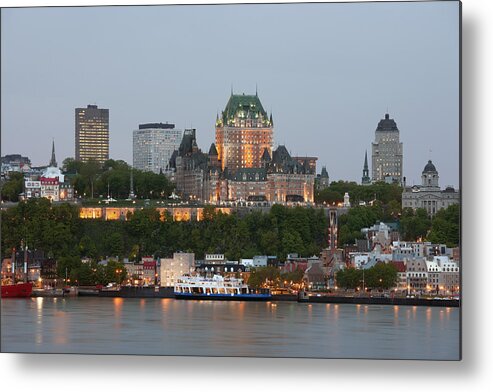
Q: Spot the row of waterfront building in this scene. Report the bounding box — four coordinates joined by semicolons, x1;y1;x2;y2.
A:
1;248;459;296
2;214;460;296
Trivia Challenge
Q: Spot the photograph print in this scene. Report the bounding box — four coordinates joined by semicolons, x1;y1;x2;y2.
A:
0;0;461;360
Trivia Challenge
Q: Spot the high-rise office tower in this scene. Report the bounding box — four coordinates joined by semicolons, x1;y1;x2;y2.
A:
371;113;403;184
215;92;273;173
133;123;182;174
75;104;109;163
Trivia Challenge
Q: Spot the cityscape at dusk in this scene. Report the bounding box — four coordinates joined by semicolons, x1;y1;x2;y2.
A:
1;1;460;361
1;1;459;187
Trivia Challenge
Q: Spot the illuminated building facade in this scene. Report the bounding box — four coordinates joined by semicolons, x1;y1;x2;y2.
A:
266;146;316;203
228;168;268;201
75;104;109;163
371;113;403;184
215;92;273;173
169;92;316;204
133;123;182;174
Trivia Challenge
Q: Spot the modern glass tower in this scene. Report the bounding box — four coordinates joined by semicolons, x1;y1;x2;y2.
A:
75;104;109;163
133;123;182;174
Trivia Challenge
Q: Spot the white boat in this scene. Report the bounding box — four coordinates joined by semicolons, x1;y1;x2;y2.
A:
174;274;271;301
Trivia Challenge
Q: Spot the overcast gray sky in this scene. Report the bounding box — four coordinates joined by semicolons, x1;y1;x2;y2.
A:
1;1;460;187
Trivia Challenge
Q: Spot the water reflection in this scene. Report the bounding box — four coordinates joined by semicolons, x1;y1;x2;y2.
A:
1;299;460;359
426;307;432;324
113;297;123;331
35;297;44;345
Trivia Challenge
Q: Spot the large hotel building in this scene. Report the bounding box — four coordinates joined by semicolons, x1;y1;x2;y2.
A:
75;104;109;163
133;123;182;174
169;92;317;204
215;92;273;173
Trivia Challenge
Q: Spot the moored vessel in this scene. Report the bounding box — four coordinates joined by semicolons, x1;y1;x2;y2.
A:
1;282;33;298
1;245;33;298
174;275;271;301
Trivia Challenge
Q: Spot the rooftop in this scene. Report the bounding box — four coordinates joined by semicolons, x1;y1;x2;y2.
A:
220;93;271;127
376;113;399;132
139;122;175;130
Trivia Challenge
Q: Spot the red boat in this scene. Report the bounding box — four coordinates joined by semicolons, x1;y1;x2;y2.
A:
1;282;33;298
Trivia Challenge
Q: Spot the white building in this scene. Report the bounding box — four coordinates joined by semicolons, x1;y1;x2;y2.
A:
204;254;226;264
160;252;195;287
435;256;460;295
425;259;441;292
402;160;460;216
22;141;73;202
133;123;182;174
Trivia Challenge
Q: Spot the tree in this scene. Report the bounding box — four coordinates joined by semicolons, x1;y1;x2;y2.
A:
79;235;98;259
427;204;460;247
57;255;82;282
247;266;280;289
336;268;363;289
399;208;431;241
281;268;304;285
315;181;402;205
364;263;398;290
1;172;24;202
80;159;101;198
336;263;398;290
105;260;128;285
62;157;83;174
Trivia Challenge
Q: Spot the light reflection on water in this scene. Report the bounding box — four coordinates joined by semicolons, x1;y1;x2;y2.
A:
1;298;460;359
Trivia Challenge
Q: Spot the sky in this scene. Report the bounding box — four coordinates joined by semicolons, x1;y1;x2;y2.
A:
1;1;460;187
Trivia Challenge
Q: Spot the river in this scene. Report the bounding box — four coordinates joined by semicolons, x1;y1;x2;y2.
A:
0;297;460;359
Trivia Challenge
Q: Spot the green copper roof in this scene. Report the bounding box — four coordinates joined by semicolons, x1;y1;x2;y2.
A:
219;93;271;127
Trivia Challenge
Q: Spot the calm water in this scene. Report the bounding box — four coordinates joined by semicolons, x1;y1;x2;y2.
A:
1;297;460;359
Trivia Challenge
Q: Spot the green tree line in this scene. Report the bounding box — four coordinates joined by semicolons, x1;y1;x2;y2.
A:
1;200;328;281
315;181;403;205
0;158;175;202
335;263;398;290
63;158;174;200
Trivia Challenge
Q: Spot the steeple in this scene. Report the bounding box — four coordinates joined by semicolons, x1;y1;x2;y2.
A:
128;167;135;199
362;150;371;185
49;139;57;167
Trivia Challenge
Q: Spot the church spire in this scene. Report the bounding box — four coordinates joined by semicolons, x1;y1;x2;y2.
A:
362;150;370;185
128;166;135;199
49;139;57;167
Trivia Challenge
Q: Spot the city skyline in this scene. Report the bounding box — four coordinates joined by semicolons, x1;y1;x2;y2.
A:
1;2;460;187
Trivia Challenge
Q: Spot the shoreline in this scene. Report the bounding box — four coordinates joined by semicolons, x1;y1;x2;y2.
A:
27;286;460;307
